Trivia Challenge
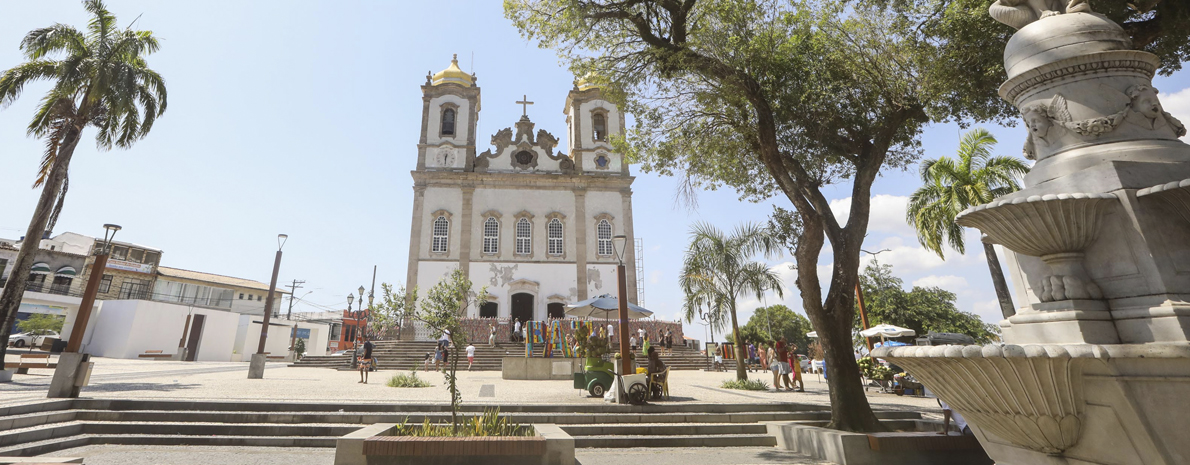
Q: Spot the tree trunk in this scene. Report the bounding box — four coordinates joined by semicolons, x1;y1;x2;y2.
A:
819;316;884;431
983;241;1016;319
0;127;82;363
730;302;747;381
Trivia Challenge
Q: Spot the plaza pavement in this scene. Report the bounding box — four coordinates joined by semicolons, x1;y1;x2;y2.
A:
2;355;939;416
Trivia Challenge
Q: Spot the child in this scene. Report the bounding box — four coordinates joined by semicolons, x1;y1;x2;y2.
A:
423;352;432;371
466;343;476;371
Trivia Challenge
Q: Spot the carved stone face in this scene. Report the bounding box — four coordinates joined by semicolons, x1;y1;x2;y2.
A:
1023;107;1052;140
1132;88;1162;120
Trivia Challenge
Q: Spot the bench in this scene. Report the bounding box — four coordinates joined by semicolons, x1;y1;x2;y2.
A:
3;354;57;374
137;349;173;359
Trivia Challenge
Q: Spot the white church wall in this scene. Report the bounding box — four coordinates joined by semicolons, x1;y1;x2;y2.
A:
584;190;626;265
471;261;579;320
585;264;617;298
424;145;467;169
481;144;568;173
416;261;460;298
421;187;463;259
470;188;578;260
425;94;472;146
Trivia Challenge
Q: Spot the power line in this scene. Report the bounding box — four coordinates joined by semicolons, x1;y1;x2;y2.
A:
284;279;305;320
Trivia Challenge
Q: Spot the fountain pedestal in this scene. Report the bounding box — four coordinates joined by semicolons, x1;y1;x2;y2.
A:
877;5;1190;465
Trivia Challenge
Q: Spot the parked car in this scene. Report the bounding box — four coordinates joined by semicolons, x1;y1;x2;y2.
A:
8;329;59;348
797;354;811;373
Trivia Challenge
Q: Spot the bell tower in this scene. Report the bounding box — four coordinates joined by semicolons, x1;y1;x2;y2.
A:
419;54;480;171
564;76;627;174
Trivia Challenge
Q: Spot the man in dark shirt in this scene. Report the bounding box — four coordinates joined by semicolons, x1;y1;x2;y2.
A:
358;337;375;384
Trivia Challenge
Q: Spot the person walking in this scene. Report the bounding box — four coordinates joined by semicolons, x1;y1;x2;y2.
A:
513;320;522;343
758;344;769;372
767;342;782;390
466;343;476;371
773;338;794;391
488;324;496;347
358;336;375;384
665;329;674;356
788;343;805;392
630;335;638;352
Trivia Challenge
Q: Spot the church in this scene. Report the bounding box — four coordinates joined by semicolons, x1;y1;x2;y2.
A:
404;55;639;323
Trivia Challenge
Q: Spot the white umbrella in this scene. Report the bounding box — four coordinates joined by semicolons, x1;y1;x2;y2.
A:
565;294;654;320
859;324;916;338
806;331;818;338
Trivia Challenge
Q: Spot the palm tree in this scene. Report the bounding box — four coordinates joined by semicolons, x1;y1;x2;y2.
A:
680;222;783;380
0;0;168;360
907;128;1028;319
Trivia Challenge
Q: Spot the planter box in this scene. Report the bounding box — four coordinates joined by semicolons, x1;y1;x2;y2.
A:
501;357;582;381
766;420;991;465
335;423;573;465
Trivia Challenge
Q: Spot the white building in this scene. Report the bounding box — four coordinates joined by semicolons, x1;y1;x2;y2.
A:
405;57;639;323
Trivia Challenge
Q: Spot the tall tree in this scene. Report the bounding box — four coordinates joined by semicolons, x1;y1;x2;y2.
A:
506;0;1004;431
739;304;813;355
906;128;1028;319
856;260;999;343
0;0;168;361
679;222;783;381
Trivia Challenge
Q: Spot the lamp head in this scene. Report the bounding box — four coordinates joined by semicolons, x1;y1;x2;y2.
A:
347;294;354;307
277;234;288;250
100;224;122;254
358;286;366;297
612;235;627;263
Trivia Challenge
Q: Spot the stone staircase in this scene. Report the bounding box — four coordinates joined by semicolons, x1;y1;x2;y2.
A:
292;340;741;372
0;399;921;457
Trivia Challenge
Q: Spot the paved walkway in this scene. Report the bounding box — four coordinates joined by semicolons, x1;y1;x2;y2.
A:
51;445;830;465
1;356;938;417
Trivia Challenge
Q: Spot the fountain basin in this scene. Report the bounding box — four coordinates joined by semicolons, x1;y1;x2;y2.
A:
1137;177;1190;225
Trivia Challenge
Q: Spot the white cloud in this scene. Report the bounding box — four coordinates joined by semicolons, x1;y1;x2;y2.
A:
971;299;1006;324
829;195;914;236
912;274;969;290
649;270;662;285
1164;86;1190;139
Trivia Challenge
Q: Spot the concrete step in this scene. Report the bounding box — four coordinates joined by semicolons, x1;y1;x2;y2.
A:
562;423;770;436
573;434;777;448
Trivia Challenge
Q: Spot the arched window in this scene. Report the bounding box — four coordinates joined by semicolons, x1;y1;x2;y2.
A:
597;220;613;256
483;217;499;254
548;219;564;256
592;112;607;141
516;218;532;255
480;301;498;318
441;108;456;136
432;216;449;253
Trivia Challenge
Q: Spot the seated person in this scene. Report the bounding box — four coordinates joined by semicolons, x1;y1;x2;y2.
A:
646;346;667;380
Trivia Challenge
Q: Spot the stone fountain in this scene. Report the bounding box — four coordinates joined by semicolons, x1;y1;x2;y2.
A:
873;2;1190;464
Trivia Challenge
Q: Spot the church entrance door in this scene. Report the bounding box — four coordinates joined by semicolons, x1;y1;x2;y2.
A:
511;293;534;322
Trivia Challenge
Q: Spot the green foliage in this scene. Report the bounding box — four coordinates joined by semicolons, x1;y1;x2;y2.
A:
856;260;999;343
387;371;432;388
370;283;416;338
907;128;1028;259
680;222;783;381
293;338;306;358
720;378;770;391
393;408;534;437
739;305;812;354
857;356;893;380
16;314;63;334
415;269;489;434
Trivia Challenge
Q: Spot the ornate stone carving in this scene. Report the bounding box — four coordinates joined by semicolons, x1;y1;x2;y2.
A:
874;344;1107;455
989;0;1089;30
1126;85;1187;137
1137;178;1190;225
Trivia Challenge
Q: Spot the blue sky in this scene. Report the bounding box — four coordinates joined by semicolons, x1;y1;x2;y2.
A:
2;1;1188;340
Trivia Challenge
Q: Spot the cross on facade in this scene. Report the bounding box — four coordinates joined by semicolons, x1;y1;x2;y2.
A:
516;95;534;117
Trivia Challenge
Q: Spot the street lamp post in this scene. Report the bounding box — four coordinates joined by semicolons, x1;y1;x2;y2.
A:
248;234;287;379
347;293;357;368
612;235;632;377
48;224;120;398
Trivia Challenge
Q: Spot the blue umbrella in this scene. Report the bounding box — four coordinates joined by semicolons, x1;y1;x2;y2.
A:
565;294;654;319
872;340;910;348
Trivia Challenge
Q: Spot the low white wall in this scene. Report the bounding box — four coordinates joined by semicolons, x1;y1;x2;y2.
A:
85;300;239;361
235;316;327;357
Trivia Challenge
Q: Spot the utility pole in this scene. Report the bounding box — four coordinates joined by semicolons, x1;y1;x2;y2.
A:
367;266;376;339
285;279;305;320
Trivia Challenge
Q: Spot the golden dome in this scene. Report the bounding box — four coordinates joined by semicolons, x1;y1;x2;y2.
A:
575;72;600;91
431;54;474;87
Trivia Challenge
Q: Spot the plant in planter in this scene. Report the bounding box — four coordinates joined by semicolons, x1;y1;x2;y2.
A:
415;269;487;433
573;324;615;397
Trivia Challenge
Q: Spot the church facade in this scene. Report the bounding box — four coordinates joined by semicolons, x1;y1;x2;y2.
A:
404;56;638;323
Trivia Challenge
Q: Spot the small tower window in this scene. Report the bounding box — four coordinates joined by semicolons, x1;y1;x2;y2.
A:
432;216;450;253
597;220;613;256
483;217;500;254
516;218;532;255
592;112;607;141
441;108;456;136
548;219;564;256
